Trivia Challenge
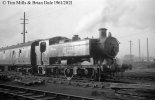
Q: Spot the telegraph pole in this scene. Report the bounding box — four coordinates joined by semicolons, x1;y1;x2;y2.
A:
147;38;149;61
21;12;28;43
139;39;141;62
129;40;133;62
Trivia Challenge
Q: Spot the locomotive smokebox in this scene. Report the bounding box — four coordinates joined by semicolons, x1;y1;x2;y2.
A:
99;28;107;39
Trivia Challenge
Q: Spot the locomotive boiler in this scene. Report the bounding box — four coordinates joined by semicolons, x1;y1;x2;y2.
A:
0;28;119;81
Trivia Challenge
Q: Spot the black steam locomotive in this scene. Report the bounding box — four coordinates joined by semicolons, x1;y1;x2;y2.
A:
0;28;119;81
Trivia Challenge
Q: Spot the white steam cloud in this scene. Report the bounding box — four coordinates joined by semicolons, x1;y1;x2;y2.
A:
75;0;153;33
75;0;135;32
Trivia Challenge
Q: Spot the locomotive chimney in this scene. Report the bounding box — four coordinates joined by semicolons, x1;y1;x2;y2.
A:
98;28;107;39
72;35;81;41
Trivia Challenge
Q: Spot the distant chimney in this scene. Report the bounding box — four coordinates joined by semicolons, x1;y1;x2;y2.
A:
98;28;107;39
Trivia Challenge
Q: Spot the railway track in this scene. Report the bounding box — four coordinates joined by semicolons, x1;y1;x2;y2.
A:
46;77;136;89
0;84;96;100
47;77;155;100
1;72;155;100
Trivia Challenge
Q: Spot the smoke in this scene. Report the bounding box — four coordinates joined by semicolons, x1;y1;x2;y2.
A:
75;0;137;33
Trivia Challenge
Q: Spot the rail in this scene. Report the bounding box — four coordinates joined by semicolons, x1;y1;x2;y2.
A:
0;84;96;100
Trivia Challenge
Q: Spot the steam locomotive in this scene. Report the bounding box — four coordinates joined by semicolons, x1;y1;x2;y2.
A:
0;28;119;81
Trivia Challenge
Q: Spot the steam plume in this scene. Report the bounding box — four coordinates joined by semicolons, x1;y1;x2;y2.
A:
75;0;136;33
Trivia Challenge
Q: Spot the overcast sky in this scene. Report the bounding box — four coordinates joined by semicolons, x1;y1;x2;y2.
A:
0;0;155;58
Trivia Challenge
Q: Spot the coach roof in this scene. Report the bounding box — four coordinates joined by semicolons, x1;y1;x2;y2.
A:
0;39;41;51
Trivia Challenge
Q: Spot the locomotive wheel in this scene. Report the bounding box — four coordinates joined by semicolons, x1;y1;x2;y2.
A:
64;68;73;80
84;69;88;75
84;68;94;78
